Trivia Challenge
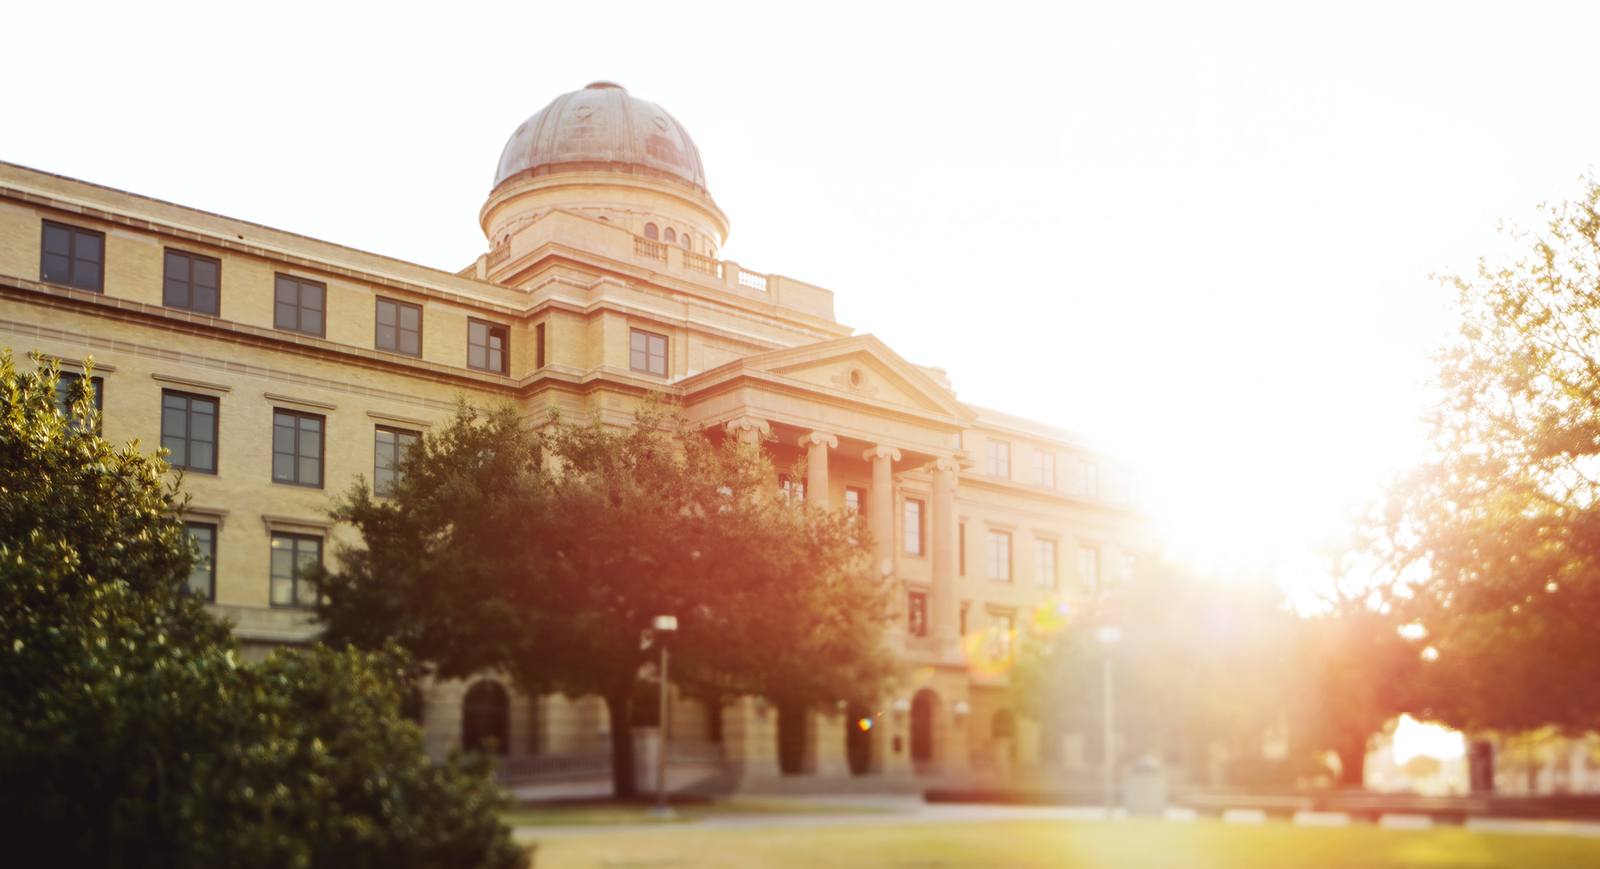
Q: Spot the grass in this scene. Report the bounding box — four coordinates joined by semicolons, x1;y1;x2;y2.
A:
521;817;1600;868
503;798;900;828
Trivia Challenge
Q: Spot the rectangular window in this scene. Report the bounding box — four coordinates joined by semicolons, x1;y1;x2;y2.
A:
185;522;217;601
40;220;104;292
374;426;420;496
1036;539;1058;589
779;474;806;503
54;371;103;432
468;318;509;374
269;532;322;608
987;440;1010;479
1080;545;1101;595
907;590;928;637
959;601;969;636
1081;460;1100;497
1121;550;1139;583
1035;450;1056;488
163;249;221;315
375;297;422;356
844;486;865;515
988;530;1012;582
629;328;668;377
272;409;324;487
991;611;1016;658
160;390;218;474
535;322;546;368
273;274;326;336
958;521;966;576
904;498;924;556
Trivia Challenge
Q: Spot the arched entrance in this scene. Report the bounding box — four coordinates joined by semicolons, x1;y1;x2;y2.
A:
911;689;938;771
776;701;813;775
992;708;1018;774
846;704;875;776
462;680;509;756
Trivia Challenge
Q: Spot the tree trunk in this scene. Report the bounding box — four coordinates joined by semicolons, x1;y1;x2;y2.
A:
1334;738;1366;788
605;690;636;799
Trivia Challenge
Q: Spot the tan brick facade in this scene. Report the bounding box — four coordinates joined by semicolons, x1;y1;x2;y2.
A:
0;83;1148;787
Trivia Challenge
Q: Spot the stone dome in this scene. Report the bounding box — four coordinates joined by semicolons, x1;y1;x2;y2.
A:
492;82;709;194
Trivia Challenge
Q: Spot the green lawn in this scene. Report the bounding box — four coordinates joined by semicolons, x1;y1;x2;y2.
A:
522;818;1600;868
503;798;898;827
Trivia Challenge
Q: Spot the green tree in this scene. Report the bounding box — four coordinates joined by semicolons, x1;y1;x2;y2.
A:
0;353;525;868
1380;177;1600;731
317;403;897;798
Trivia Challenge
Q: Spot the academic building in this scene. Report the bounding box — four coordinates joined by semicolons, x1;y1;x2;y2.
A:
0;82;1149;788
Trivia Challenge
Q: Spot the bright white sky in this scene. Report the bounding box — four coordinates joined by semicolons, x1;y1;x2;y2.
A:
7;1;1600;597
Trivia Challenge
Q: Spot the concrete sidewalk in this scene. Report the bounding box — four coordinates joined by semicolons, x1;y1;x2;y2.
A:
512;797;1600;841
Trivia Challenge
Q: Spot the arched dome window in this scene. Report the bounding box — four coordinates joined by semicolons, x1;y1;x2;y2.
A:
462;680;509;756
663;227;677;244
644;222;659;241
680;233;691;250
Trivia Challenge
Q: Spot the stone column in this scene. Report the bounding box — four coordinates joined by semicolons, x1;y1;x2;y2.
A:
724;415;770;448
799;432;837;507
863;446;901;575
931;456;960;652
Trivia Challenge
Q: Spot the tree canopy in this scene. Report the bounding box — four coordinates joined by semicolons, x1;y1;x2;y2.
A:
317;402;897;797
0;353;525;869
1380;177;1600;731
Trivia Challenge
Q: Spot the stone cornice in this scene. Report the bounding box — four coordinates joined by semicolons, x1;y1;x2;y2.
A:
0;179;527;315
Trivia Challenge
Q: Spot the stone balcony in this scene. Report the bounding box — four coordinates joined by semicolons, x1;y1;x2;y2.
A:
479;210;838;323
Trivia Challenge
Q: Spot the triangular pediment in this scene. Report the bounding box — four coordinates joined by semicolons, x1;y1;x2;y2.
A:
709;335;966;418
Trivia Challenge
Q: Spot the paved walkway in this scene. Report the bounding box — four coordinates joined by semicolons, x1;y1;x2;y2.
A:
513;797;1600;841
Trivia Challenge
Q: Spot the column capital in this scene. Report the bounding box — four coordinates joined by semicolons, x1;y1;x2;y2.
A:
724;415;771;444
932;455;961;474
862;444;902;462
798;431;839;450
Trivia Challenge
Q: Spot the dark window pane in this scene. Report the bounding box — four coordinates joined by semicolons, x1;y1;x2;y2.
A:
43;224;69;255
302;309;322;335
399;305;418;331
42;252;71;282
193;258;218;289
74;233;102;261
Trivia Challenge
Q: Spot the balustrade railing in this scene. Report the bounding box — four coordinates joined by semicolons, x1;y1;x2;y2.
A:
634;236;667;260
737;269;769;292
683;249;722;277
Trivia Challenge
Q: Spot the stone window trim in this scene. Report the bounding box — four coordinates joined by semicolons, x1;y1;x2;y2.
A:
40;219;105;293
151;372;231;396
37;356;118;375
262;392;336;413
260;514;334;535
181;505;230;529
366;410;432;429
162;247;222;316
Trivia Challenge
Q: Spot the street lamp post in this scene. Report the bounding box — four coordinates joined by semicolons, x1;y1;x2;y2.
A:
651;614;678;818
1095;625;1122;816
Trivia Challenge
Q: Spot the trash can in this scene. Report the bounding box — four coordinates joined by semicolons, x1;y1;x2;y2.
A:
1123;755;1168;816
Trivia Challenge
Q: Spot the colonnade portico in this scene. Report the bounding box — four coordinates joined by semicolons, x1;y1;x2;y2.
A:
706;406;973;779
